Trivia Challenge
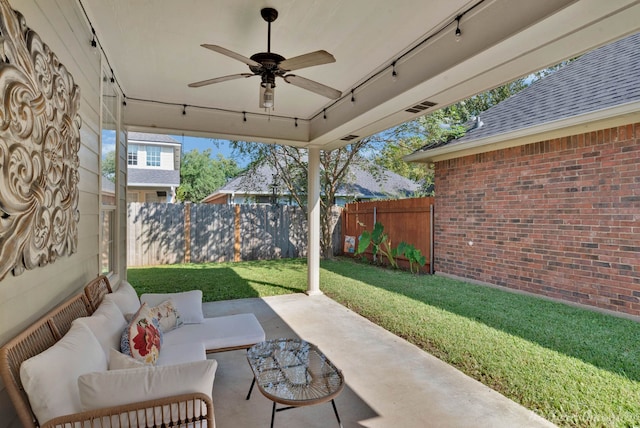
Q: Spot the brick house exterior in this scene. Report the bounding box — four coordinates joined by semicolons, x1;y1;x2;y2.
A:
406;33;640;316
436;124;639;315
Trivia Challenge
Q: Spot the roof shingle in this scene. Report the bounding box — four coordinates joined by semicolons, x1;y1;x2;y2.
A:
417;32;640;152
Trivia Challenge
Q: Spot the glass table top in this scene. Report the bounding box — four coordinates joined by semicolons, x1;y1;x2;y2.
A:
246;338;344;405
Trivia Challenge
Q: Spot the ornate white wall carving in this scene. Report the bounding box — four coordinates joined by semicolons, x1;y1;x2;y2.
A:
0;0;81;280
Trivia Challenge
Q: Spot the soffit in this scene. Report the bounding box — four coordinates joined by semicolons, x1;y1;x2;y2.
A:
81;0;640;148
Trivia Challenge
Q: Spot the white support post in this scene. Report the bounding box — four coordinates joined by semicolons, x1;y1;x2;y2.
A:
307;146;322;296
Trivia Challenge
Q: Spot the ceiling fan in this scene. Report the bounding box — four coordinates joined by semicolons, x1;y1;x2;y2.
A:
188;7;342;109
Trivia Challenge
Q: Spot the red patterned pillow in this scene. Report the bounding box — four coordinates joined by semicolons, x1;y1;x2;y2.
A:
120;303;162;365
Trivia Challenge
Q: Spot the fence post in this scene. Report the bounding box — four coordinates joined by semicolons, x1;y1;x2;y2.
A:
234;204;241;262
429;204;434;274
184;203;191;264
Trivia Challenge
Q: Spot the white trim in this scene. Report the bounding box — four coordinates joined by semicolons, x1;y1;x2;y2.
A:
128;182;178;187
404;102;640;163
306;147;322;296
127;139;181;147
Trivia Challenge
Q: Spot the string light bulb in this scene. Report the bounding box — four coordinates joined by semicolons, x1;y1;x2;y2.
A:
392;61;398;82
455;16;462;42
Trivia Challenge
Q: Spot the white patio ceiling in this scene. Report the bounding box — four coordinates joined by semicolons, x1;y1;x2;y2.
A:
83;0;640;150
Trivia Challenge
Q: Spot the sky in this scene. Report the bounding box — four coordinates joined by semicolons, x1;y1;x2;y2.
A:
170;135;250;168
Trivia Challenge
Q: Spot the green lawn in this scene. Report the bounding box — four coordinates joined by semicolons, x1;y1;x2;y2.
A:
128;258;640;427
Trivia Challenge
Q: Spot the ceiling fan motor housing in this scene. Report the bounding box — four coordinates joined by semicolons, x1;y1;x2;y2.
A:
260;8;278;23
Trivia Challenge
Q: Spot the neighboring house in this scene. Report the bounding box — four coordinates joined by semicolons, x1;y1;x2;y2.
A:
101;178;116;206
126;132;181;203
405;32;640;317
201;160;420;206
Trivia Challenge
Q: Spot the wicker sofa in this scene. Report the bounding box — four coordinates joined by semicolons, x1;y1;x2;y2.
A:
0;275;266;428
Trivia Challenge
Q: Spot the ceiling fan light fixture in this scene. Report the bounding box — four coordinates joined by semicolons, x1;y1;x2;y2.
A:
263;83;274;108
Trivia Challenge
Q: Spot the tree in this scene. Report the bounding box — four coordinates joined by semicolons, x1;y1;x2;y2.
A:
373;73;549;193
101;150;116;182
176;149;240;202
231;139;371;258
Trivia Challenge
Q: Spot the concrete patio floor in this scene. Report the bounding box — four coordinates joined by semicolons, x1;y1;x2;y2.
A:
204;293;556;428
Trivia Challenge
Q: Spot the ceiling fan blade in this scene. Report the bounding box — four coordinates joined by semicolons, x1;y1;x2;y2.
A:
283;75;342;99
279;50;336;72
188;73;254;88
201;44;262;68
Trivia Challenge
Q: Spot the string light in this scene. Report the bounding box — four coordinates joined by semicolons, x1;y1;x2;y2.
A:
81;0;476;126
294;118;298;127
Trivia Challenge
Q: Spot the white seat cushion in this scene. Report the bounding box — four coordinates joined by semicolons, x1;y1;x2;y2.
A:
78;359;217;409
157;342;206;366
74;299;128;360
162;313;265;351
104;281;141;315
20;321;107;425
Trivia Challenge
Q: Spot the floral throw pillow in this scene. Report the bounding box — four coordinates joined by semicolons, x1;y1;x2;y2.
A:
120;303;162;365
148;299;183;333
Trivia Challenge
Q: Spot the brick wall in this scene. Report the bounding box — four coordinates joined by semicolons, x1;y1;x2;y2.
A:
434;123;640;316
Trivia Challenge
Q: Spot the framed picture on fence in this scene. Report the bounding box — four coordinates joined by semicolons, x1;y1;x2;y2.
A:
344;235;356;254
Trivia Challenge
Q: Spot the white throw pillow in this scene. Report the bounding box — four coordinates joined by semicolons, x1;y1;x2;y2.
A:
78;359;217;410
20;321;107;425
105;281;141;315
108;348;147;370
140;290;204;324
74;299;127;359
147;299;183;333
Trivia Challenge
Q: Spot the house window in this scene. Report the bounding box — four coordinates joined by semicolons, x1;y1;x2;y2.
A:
146;145;161;166
128;144;138;165
100;207;116;274
100;67;120;277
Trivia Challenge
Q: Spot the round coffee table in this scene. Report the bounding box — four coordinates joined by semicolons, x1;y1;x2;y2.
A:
246;338;344;427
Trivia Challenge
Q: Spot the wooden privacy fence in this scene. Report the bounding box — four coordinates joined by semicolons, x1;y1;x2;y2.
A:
341;197;434;273
127;203;342;267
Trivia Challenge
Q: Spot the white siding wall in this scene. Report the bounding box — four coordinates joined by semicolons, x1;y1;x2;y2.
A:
0;1;126;426
161;146;175;169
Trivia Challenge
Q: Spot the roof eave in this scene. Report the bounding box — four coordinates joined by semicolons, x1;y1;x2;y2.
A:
128;182;179;187
404;101;640;164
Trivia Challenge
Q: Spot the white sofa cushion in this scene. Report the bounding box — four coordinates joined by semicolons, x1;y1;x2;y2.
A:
78;359;217;410
158;342;206;366
20;321;107;425
104;281;140;315
109;348;147;370
163;313;265;351
74;298;128;360
140;291;204;324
